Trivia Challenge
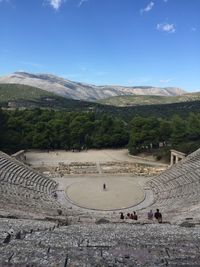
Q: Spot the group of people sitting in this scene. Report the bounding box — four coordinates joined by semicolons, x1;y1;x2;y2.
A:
120;209;162;223
120;211;138;220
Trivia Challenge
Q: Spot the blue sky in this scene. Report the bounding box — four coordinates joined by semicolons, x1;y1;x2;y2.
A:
0;0;199;91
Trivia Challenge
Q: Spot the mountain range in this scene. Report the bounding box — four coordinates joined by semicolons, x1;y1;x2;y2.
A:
98;93;200;106
0;72;186;101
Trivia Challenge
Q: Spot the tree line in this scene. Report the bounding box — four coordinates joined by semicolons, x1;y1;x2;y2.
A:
0;109;128;153
128;113;200;159
0;108;200;160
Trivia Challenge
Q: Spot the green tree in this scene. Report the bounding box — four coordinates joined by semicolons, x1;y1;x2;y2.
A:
171;115;187;146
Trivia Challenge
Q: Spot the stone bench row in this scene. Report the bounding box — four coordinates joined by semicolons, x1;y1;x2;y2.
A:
149;179;200;203
0;168;57;194
0;154;57;195
146;149;200;212
0;151;65;217
155;150;200;184
149;172;200;192
0;182;62;216
0;223;200;266
0;218;56;236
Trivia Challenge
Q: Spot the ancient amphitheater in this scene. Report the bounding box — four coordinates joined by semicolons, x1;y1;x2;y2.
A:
1;148;200;266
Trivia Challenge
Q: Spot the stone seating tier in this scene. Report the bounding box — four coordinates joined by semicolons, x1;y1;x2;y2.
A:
0;220;200;266
0;152;64;217
0;152;57;193
146;148;200;216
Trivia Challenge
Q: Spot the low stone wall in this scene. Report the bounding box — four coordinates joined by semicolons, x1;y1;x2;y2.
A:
12;150;26;163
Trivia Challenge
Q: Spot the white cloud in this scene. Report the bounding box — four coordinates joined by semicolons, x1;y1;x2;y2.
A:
141;1;154;13
163;0;168;2
156;23;176;33
78;0;88;7
47;0;63;10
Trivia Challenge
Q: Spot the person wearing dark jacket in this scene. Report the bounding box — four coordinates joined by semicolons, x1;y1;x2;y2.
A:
154;209;162;223
120;212;124;220
132;211;138;220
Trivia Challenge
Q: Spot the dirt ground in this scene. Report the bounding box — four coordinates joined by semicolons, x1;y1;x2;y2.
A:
25;149;167;167
65;176;145;210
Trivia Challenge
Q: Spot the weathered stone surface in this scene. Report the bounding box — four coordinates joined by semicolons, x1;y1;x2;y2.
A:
96;218;110;224
0;222;200;266
0;151;67;218
145;148;200;222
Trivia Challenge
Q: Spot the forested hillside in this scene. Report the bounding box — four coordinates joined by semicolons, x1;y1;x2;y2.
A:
1;109;200;161
97;100;200;120
0;83;96;111
98;93;200;107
